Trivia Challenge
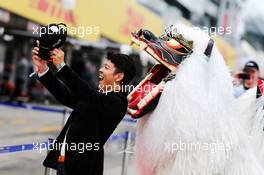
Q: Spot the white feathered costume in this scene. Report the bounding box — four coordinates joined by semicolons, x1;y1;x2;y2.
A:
134;24;264;175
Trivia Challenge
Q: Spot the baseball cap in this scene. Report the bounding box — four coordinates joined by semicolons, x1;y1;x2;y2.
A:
243;61;259;71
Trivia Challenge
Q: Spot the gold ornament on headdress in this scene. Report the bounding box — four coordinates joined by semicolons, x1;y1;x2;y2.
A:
162;25;193;55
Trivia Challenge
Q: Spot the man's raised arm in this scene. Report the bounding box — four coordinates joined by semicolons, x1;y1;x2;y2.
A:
50;48;103;104
32;46;79;109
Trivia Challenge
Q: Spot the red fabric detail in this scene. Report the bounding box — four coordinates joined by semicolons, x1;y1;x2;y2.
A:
258;79;264;96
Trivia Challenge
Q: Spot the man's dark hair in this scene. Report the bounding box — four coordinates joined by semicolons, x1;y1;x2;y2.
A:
107;52;136;85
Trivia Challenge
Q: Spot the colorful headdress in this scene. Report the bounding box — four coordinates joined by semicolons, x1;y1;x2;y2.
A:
128;26;214;118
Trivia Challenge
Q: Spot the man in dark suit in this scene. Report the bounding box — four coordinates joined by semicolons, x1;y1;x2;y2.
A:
32;44;136;175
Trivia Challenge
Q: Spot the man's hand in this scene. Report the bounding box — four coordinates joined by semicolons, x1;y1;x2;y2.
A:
32;40;48;74
50;48;65;70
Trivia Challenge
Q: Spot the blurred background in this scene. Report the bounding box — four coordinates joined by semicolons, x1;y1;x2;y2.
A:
0;0;263;174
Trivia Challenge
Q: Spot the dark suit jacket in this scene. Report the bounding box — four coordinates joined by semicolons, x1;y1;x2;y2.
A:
38;65;128;175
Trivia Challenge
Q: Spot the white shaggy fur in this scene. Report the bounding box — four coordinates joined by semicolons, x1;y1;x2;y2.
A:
236;87;264;167
134;24;264;175
235;87;257;134
249;95;264;165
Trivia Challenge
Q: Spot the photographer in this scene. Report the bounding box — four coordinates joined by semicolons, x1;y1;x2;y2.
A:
233;61;260;98
32;41;136;175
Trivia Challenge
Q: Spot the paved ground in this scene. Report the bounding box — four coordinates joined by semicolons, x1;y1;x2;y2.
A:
0;103;137;175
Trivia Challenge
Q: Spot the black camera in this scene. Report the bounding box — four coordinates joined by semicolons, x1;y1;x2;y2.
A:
238;73;250;80
36;23;67;60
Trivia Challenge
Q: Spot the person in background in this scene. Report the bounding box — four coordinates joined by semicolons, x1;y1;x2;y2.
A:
233;61;260;98
13;52;30;101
